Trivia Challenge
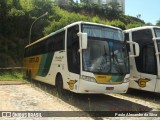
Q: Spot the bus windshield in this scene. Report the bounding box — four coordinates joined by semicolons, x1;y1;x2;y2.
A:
82;24;129;75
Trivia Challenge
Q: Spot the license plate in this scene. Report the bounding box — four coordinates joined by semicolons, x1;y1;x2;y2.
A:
106;87;114;90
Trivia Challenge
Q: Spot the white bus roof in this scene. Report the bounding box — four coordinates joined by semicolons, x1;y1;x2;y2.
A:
64;21;122;30
26;21;122;48
124;26;160;33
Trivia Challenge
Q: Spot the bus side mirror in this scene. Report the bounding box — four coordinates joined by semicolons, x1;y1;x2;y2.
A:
78;32;88;49
127;41;140;57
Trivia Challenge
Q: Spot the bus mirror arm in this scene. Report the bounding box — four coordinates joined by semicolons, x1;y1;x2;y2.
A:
77;32;88;49
127;41;140;57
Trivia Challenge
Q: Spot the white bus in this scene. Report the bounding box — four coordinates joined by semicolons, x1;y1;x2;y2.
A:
124;26;160;93
24;21;139;94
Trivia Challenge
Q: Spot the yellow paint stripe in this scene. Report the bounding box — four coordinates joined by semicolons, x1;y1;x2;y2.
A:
95;75;123;84
23;55;42;79
95;75;112;84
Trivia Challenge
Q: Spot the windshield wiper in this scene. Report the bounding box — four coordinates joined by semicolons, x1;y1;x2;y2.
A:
98;45;110;72
111;48;124;75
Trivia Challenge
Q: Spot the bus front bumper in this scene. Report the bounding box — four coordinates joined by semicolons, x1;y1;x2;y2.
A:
78;80;129;94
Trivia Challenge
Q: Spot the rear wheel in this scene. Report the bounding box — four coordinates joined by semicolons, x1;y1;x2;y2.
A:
28;71;32;81
24;70;28;80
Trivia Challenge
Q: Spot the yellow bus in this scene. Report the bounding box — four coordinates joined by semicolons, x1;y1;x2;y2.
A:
23;21;139;94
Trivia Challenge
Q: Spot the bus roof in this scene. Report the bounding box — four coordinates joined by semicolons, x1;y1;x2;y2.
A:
26;21;122;48
124;26;160;33
64;21;122;30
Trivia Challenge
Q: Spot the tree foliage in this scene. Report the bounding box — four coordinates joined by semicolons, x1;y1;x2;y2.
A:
0;0;145;67
156;19;160;26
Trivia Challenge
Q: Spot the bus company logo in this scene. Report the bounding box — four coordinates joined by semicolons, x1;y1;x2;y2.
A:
135;78;150;88
97;76;106;79
29;57;39;63
55;56;64;62
67;80;77;90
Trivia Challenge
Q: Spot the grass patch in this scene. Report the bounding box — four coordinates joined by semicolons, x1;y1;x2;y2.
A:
0;71;24;81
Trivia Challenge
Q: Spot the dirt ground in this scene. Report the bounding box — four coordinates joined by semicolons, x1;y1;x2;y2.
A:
0;81;159;120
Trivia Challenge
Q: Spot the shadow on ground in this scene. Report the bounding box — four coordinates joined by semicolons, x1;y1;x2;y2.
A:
29;80;153;118
123;88;160;104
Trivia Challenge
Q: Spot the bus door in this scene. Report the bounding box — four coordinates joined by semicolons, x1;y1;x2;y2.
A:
66;25;80;91
132;29;158;92
125;32;141;89
153;33;160;93
136;44;157;92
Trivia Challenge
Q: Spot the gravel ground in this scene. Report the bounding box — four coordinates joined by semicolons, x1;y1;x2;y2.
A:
0;82;159;120
0;84;93;120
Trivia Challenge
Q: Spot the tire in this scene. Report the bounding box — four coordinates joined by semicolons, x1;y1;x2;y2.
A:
28;71;32;81
55;74;64;95
23;70;28;80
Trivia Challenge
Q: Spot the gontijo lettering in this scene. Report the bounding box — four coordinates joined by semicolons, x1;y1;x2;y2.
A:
29;57;39;63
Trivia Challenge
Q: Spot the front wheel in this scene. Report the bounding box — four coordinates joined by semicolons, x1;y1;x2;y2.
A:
55;75;64;96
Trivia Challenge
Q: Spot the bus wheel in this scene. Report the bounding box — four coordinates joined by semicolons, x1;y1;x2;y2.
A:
55;74;64;96
25;71;28;80
28;71;32;81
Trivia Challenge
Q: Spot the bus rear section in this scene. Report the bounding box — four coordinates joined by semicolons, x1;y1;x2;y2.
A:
24;21;139;94
124;26;160;93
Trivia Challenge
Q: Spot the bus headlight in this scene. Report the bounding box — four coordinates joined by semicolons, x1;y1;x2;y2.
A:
123;74;130;83
80;75;96;83
123;77;130;82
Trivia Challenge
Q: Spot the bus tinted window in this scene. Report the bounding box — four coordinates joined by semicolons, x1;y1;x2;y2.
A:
67;25;80;74
143;45;157;74
154;28;160;37
124;33;130;52
46;31;65;53
24;30;65;57
54;32;65;51
132;29;153;44
82;24;123;41
132;29;157;75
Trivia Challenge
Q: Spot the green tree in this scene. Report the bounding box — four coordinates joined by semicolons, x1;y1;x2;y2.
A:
156;19;160;26
0;0;10;36
110;20;126;30
27;0;53;42
80;0;90;4
146;22;153;26
0;0;146;68
107;2;122;20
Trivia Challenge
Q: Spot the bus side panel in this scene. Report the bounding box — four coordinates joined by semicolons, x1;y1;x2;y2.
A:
54;51;81;93
37;53;54;77
24;55;42;79
44;51;71;89
129;74;157;92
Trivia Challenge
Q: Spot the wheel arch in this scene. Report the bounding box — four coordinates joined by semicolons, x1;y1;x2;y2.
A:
55;72;63;87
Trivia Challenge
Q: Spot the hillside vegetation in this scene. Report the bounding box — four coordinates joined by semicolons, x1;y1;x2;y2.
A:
0;0;145;67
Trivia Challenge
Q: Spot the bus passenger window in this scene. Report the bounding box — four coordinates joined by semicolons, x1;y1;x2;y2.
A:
143;45;157;75
132;29;154;73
